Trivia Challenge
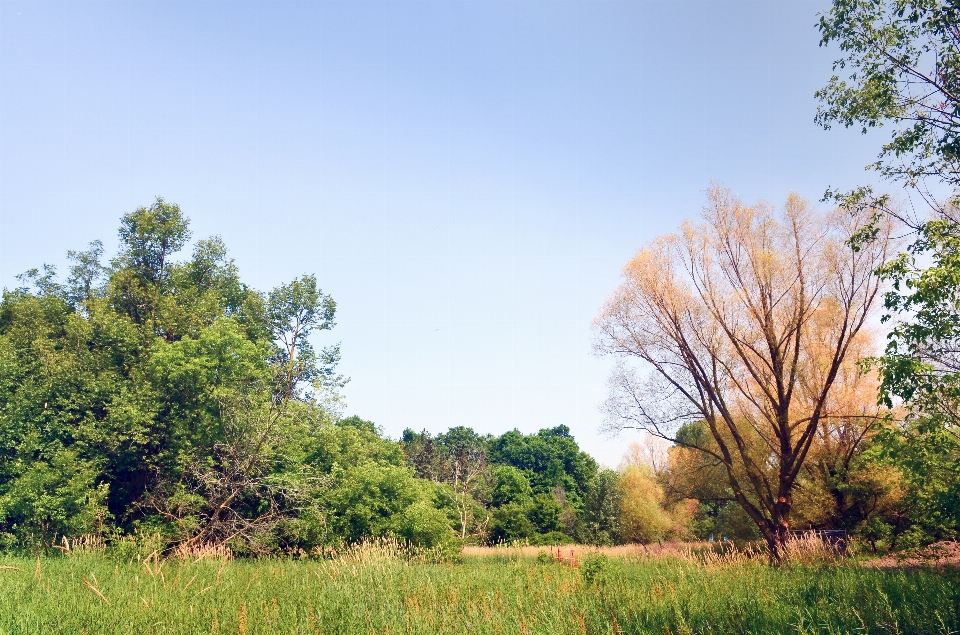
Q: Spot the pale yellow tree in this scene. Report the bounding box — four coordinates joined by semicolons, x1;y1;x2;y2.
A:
791;328;905;529
618;443;673;544
594;185;894;561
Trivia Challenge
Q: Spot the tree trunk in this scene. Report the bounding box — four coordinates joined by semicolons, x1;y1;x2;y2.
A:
763;501;792;565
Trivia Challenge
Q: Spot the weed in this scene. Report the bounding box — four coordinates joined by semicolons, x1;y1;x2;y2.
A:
580;553;610;583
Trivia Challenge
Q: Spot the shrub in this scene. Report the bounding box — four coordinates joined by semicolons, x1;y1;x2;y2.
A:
581;553;610;583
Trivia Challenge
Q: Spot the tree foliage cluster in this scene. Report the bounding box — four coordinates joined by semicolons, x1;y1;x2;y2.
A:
400;425;599;545
0;200;451;554
400;427;707;548
0;204;649;553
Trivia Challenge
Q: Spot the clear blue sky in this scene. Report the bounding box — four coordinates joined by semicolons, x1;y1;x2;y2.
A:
1;0;887;466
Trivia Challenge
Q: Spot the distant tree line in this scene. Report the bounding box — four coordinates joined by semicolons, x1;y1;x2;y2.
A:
0;201;674;555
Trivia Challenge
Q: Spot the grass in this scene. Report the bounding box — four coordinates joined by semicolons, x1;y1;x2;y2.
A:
0;544;956;635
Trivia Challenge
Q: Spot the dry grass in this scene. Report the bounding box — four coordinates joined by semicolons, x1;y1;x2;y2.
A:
866;541;960;569
50;534;108;556
465;540;750;562
462;541;711;562
464;536;847;568
170;541;234;561
779;533;847;565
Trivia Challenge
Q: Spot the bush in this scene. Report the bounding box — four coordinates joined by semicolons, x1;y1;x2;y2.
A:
397;499;457;549
581;553;610;583
109;530;167;562
488;503;535;543
0;451;111;550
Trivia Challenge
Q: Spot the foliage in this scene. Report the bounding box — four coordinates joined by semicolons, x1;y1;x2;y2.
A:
579;552;610;583
0;199;454;554
401;426;598;546
618;462;672;544
580;468;623;545
266;274;342;402
872;416;960;547
487;425;597;506
489;465;531;507
817;0;960;546
817;0;960;188
7;194;940;558
0;450;109;550
862;211;960;550
665;413;903;542
487;503;536;544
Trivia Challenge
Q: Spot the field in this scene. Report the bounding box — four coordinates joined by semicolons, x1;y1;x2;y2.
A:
0;544;957;635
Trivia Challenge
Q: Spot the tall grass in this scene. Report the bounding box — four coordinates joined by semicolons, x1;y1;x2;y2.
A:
0;544;955;634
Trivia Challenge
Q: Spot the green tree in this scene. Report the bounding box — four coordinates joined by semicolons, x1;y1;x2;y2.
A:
0;449;109;550
527;493;562;534
488;426;597;506
65;240;106;307
266;275;341;402
433;427;488;540
0;288;145;544
817;0;960;545
0;199;365;553
400;428;441;481
817;0;960;188
873;416;960;546
110;197;191;335
581;469;622;545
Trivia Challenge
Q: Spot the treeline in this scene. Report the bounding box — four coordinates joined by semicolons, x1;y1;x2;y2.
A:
406;415;958;551
0;200;653;554
1;197;957;556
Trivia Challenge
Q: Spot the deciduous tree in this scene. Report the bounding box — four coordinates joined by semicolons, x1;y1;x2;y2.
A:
594;185;893;561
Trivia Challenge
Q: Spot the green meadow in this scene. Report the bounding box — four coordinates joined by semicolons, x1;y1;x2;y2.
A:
0;549;956;635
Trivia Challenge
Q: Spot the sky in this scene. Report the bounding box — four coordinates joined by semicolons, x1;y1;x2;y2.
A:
0;0;889;466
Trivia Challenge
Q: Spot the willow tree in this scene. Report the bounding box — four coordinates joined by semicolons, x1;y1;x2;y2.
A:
594;185;893;561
